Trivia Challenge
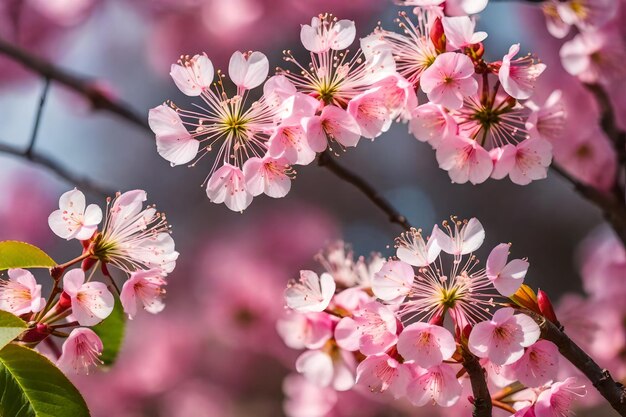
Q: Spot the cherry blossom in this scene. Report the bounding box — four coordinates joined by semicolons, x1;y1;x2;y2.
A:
94;190;179;276
409;103;458;148
169;53;214;96
243;156;293;198
509;340;559;387
148;105;198;166
295;348;356;391
525;90;566;142
334;301;398;355
420;52;478;110
498;44;546;100
206;164;252;212
406;364;462;407
285;271;336;313
228;51;269;91
468;307;540;365
300;16;356;53
395;226;441;267
435;135;493;184
441;16;487;50
304;106;361;152
432;217;485;256
120;268;167;319
0;269;45;316
48;189;102;241
355;354;411;398
486;243;529;296
56;328;103;375
371;260;414;302
276;311;333;350
61;269;114;327
396;322;456;368
534;377;586;417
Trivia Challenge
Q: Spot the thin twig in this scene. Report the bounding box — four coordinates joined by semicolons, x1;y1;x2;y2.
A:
462;348;493;417
0;141;114;197
26;77;50;157
0;37;148;131
318;151;413;230
528;311;626;416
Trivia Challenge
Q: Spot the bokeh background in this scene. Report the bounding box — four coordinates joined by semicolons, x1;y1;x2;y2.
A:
0;0;618;416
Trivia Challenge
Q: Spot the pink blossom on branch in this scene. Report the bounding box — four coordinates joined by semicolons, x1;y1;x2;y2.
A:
0;269;45;316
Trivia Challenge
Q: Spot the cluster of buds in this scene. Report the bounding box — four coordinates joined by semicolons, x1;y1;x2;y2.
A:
0;189;178;374
150;8;559;211
278;218;585;417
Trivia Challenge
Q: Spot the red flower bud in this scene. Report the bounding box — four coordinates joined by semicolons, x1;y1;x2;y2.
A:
430;17;446;54
58;291;72;310
537;289;559;325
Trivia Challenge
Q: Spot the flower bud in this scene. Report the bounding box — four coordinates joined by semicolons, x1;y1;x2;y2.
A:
430;17;446;54
58;291;72;310
510;284;540;314
537;289;559;325
19;323;50;343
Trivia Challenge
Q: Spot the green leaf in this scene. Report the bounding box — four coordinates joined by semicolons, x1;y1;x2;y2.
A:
0;343;90;417
0;311;27;350
91;296;125;366
0;241;56;271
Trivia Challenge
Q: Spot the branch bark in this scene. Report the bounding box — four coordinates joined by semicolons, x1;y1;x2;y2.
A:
529;311;626;416
462;349;493;417
318;151;413;230
0;36;148;132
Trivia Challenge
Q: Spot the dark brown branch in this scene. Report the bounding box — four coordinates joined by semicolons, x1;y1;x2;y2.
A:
551;163;626;247
26;78;50;157
462;349;493;417
318;151;413;230
0;37;149;132
0;141;114;197
586;84;626;166
529;311;626;416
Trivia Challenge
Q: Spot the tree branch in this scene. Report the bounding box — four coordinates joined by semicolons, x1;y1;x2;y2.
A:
462;349;493;417
318;151;413;230
0;141;114;197
26;78;50;157
0;37;149;132
529;311;626;416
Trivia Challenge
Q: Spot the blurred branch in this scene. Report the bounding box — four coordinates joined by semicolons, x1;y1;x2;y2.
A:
0;37;149;131
26;78;50;157
462;349;493;417
551;164;626;247
0;141;114;197
318;151;413;230
528;311;626;416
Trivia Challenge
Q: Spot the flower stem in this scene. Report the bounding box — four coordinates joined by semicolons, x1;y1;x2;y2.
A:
462;348;493;417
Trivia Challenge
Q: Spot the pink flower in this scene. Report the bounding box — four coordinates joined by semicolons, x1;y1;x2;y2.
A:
371;260;414;302
283;373;338;417
420;52;478;110
468;307;540;366
409;103;458;149
432;217;485;256
285;271;336;313
486;243;529;296
120;268;167;319
355;354;411;398
525;90;566;142
267;124;316;166
397;323;456;368
48;189;102;240
0;269;45;316
406;364;463;407
228;50;269;91
509;340;559;388
304;106;361;152
300;17;356;53
242;156;293;198
347;87;392;139
498;44;546;100
334;301;398;355
441;16;487;50
95;190;179;275
295;349;356;391
534;378;586;417
169;53;214;96
57;328;103;375
395;226;441;267
62;269;114;326
559;30;625;84
277;311;333;350
551;0;618;34
148;105;199;166
206;164;253;212
436;135;493;184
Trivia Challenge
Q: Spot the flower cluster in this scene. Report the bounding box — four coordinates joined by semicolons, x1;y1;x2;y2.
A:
278;218;586;416
0;188;178;375
150;9;555;211
376;9;556;185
